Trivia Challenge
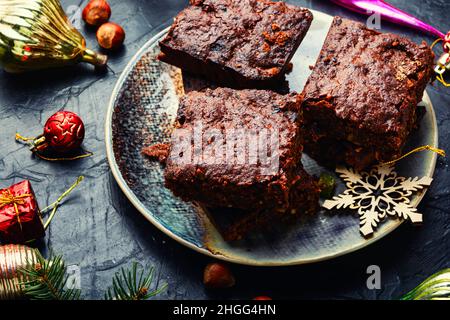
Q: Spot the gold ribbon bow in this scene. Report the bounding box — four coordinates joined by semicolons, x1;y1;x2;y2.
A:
0;191;32;231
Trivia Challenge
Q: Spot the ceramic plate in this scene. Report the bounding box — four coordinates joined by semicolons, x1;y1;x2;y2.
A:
105;10;438;266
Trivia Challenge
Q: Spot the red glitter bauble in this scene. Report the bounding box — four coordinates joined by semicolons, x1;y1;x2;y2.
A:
444;31;450;52
42;111;85;153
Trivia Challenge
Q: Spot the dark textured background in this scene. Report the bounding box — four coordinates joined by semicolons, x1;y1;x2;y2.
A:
0;0;448;300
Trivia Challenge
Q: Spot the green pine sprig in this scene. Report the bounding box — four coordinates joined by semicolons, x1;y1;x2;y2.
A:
401;268;450;300
19;251;81;300
105;262;168;300
17;249;167;300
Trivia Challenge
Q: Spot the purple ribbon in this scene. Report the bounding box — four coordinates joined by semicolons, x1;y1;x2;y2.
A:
330;0;445;39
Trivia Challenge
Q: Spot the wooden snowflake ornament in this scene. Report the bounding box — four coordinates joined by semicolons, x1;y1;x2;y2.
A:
323;164;433;237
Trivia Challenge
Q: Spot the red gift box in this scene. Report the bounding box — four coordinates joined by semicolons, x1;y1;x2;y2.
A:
0;180;44;244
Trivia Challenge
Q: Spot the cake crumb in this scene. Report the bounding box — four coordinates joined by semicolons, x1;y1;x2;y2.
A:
142;143;170;164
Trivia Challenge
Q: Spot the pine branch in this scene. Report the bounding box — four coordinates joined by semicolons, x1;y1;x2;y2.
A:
105;262;168;300
19;250;81;300
16;250;167;300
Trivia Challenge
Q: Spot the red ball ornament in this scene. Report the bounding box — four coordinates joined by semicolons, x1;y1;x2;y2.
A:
40;111;85;153
15;111;92;161
444;31;450;53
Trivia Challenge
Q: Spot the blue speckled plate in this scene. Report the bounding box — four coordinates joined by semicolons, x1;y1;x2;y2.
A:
105;10;438;266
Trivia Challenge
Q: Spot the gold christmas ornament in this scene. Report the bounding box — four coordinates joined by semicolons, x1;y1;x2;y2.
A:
0;0;107;73
323;164;432;237
0;244;38;299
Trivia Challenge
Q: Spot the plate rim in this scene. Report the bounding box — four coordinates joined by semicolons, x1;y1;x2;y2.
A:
104;12;438;266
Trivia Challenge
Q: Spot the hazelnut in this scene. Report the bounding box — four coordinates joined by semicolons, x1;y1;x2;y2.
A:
96;22;125;50
82;0;111;27
203;262;235;289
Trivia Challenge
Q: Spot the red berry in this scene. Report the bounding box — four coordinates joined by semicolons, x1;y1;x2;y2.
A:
42;111;85;153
